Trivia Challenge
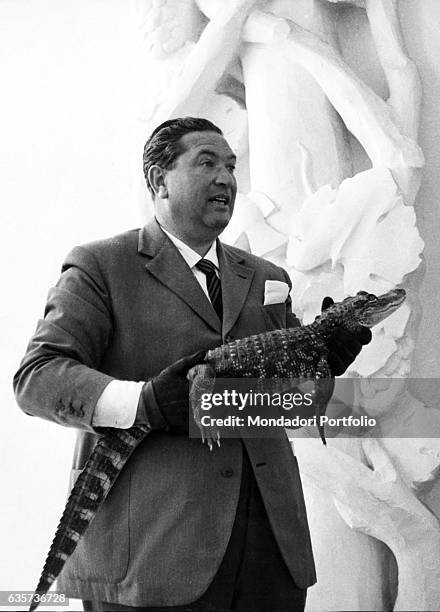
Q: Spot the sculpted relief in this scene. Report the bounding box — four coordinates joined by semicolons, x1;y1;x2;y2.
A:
136;1;440;609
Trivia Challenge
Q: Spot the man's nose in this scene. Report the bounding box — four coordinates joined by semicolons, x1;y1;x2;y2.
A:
214;166;234;186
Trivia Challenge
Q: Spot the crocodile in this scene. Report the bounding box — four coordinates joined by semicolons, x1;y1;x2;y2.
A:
189;288;407;449
29;288;406;611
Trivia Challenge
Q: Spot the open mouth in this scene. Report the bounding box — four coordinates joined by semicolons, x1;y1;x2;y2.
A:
209;195;230;206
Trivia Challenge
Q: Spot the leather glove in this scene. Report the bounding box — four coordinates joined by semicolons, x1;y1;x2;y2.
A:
135;351;206;434
321;297;372;376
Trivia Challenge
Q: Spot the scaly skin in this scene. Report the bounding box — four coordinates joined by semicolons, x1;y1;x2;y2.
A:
29;425;150;612
189;288;406;448
29;288;405;610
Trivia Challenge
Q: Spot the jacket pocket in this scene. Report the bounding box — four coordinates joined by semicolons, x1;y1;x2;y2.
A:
261;303;287;329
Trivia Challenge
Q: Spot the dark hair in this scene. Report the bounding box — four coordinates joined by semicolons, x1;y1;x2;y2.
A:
142;117;223;196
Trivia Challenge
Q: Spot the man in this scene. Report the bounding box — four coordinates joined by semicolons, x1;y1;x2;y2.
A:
14;117;370;611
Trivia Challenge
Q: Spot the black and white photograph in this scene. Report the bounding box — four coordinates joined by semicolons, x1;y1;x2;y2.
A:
2;1;440;611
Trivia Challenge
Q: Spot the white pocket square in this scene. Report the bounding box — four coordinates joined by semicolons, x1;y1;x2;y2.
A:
264;280;290;305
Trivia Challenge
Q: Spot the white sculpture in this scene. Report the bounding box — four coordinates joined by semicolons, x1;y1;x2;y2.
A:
296;436;440;611
136;1;440;609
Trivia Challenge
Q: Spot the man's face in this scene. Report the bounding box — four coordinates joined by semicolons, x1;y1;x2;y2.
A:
159;131;237;240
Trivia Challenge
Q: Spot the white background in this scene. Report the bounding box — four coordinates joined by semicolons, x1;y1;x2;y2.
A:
1;1;145;609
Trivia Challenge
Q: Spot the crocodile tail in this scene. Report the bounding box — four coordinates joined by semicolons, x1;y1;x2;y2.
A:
29;424;150;612
187;363;217;447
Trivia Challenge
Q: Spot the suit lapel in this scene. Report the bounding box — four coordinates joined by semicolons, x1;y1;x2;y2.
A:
138;219;221;333
218;242;255;336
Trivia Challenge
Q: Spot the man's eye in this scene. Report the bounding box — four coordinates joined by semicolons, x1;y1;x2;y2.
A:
201;159;214;167
227;165;236;173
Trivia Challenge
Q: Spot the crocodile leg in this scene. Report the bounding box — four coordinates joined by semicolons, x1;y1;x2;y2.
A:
313;357;333;445
187;363;219;450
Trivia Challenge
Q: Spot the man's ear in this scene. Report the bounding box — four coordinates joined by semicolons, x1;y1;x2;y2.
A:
148;165;168;199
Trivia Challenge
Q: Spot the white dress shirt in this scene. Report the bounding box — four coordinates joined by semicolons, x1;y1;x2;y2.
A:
92;225;218;429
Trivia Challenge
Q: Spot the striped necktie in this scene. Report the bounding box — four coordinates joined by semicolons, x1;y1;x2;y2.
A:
196;258;223;321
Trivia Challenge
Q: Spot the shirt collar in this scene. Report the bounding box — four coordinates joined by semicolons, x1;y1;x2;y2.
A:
159;224;219;270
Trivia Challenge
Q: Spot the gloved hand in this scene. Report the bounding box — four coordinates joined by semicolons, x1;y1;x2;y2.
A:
321;297;372;376
135;351;206;434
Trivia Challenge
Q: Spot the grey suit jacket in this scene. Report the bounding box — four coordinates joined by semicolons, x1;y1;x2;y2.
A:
14;219;316;606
